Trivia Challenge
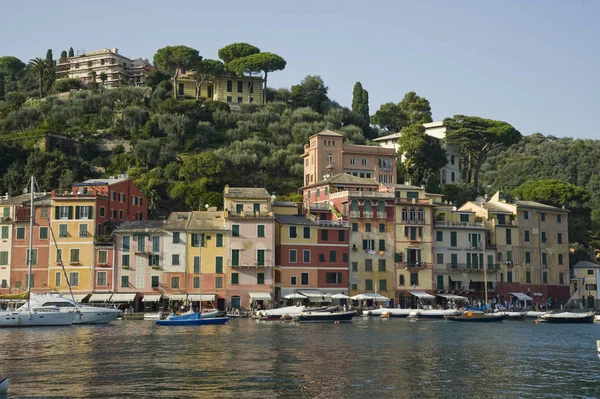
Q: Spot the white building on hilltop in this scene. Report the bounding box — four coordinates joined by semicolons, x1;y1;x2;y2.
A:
373;121;461;186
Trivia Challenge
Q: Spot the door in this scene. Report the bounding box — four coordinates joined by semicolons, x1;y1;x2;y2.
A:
253;203;260;216
231;296;241;311
217;298;225;311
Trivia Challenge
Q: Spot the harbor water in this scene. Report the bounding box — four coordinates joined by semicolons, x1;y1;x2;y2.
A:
1;318;599;399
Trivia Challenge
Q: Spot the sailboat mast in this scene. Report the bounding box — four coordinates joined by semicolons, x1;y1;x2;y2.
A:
26;176;34;310
483;231;488;306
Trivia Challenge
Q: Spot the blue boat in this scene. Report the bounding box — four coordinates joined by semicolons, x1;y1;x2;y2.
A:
155;312;231;326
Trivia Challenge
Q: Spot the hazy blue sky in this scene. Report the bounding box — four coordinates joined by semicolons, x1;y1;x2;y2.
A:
2;0;598;139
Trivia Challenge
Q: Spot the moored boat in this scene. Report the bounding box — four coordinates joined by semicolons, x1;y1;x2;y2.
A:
494;311;526;320
539;312;595;324
446;311;506;322
155;312;231;326
362;308;412;318
293;310;356;323
257;305;307;320
21;293;121;324
408;309;463;320
526;311;551;318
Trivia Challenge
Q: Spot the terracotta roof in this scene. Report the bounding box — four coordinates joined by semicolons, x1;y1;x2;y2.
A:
224;186;271;199
328;173;379;186
312;129;344;137
187;211;226;231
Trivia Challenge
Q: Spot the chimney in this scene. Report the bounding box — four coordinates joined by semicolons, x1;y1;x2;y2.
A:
4;193;8;200
111;48;119;54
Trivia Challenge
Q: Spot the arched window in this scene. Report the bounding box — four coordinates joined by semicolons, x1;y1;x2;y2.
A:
402;208;408;221
316;188;320;198
399;275;405;286
350;200;359;212
378;201;385;216
418;208;424;221
325;187;329;196
364;200;372;213
327;153;332;165
410;208;416;221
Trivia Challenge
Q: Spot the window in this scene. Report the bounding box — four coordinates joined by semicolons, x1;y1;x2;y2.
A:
111;210;117;219
587;269;594;275
289;226;297;238
76;205;92;219
226;96;232;103
557;233;562;245
525;252;531;264
152;236;160;252
232;225;240;237
17;227;25;240
364;223;371;233
365;259;373;272
436;231;443;242
173;232;180;243
216;257;223;273
365;279;373;291
524;230;530;242
436;253;444;264
303;250;310;263
350;158;356;165
232;250;239;266
257;249;265;266
194;277;200;289
0;225;8;239
319;253;325;262
303;227;311;239
321;229;328;241
326;272;343;284
505;229;512;245
450;232;457;247
237;96;243;104
191;233;202;247
97;271;107;286
257;273;265;285
99;207;105;217
69;249;80;263
437;275;444;290
172;254;180;265
558;254;563;265
557;214;562;223
542;252;547;266
2;207;8;217
379;279;387;291
136;275;144;288
291;276;297;285
507;271;513;283
55;272;61;287
79;224;88;238
257;225;265;238
352;262;358;272
301;273;309;285
352;223;358;232
151;276;159;288
559;273;564;285
237;80;243;93
171;277;180;289
227;80;232;92
39;227;48;240
216;234;223;247
378;259;386;272
338;230;345;242
25;249;38;266
289;249;297;263
57;206;71;220
541;232;547;243
70;272;79;287
543;271;548;284
123;236;130;252
379;239;386;251
410;272;419;286
215;277;223;289
524;210;529;220
57;224;68;238
137;235;145;252
122;254;130;267
362;239;375;250
361;158;367;166
327;250;335;262
194;256;201;273
98;250;108;264
231;273;239;285
541;212;546;221
0;251;7;265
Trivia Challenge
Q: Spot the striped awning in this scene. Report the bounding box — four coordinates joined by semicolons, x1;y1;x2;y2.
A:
89;293;112;302
249;292;272;301
409;291;436;300
142;294;162;302
437;294;468;301
168;294;187;301
187;294;215;302
111;293;137;302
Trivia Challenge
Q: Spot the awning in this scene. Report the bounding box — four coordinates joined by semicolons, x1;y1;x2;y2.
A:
168;294;187;301
331;293;350;299
510;292;533;301
188;294;216;302
351;293;390;302
437;294;468;301
448;273;465;281
533;292;543;297
142;294;162;302
298;290;324;298
469;274;498;282
111;293;137;302
249;292;272;301
284;293;307;299
409;291;436;300
89;293;112;302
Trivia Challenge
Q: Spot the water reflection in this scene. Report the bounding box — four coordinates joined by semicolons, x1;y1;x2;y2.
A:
0;319;599;398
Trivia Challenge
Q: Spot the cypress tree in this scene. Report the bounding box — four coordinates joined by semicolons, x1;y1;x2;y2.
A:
352;81;370;126
60;50;67;58
68;47;74;57
45;49;53;62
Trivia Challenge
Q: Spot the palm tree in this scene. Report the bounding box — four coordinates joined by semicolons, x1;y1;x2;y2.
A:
88;71;98;90
28;58;48;99
99;72;108;89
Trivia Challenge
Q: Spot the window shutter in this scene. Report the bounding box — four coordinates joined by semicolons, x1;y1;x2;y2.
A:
88;206;93;218
68;206;73;220
55;207;59;219
75;206;80;219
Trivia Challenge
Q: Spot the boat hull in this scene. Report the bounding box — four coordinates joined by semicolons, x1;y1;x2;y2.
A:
0;311;76;327
446;314;506;322
156;317;231;326
495;311;526;320
74;308;122;324
541;314;595;324
363;308;411;318
0;375;7;394
294;311;355;323
409;310;463;320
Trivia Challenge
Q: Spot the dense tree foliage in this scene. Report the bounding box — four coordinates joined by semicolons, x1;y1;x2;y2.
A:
153;46;202;99
397;123;447;186
371;91;432;132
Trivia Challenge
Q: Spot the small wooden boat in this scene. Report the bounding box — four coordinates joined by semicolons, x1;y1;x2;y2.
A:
539;312;595;324
155;312;230;326
293;310;356;323
0;375;8;394
446;311;506;322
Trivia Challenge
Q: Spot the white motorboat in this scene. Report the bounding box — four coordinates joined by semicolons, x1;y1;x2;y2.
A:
20;293;121;324
525;311;551;318
539;311;595;324
362;308;412;318
407;309;463;319
258;305;307;320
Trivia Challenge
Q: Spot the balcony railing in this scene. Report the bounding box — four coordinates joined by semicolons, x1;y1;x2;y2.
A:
401;219;425;225
435;221;485;228
396;198;432;205
446;263;499;272
316;219;348;227
230;260;273;268
377;211;387;219
350;211;361;218
397;262;433;269
363;211;373;219
227;210;273;218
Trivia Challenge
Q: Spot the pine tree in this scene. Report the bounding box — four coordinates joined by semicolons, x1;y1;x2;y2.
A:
60;50;67;58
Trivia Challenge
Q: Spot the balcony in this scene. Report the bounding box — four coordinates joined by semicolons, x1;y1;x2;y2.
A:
307;202;331;211
363;211;373;219
350;211;361;218
230;260;273;268
398;262;432;270
401;219;426;225
377;211;386;219
316;219;348;227
446;263;499;272
396;198;431;205
226;210;273;219
94;235;114;246
435;221;485;228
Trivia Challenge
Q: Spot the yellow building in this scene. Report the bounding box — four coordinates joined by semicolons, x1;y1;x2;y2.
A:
175;69;265;105
185;211;228;310
48;194;96;294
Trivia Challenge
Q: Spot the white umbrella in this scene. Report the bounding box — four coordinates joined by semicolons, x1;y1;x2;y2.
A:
331;293;350;299
284;293;308;299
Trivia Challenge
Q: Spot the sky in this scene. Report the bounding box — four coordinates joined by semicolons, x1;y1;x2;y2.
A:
1;0;599;139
